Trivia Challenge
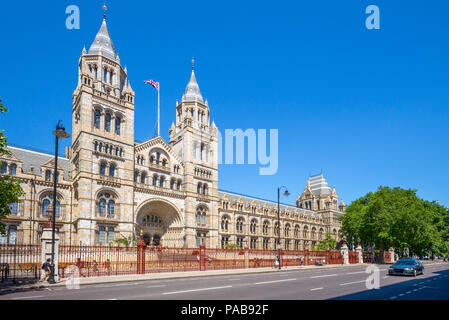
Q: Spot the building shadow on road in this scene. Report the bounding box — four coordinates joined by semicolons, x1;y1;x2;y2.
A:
330;266;449;300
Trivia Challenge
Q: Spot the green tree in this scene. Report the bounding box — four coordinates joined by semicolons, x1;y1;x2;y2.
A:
0;97;25;236
340;186;449;257
314;233;337;251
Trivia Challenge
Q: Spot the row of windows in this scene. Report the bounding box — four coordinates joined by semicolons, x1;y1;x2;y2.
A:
94;141;124;158
1;162;17;176
134;172;182;191
100;162;117;177
93;110;122;135
197;183;208;195
221;237;316;250
136;152;168;167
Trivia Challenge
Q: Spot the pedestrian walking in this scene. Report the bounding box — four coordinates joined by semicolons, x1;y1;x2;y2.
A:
40;258;52;282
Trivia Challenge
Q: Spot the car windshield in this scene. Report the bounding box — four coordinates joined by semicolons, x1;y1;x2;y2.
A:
395;261;415;266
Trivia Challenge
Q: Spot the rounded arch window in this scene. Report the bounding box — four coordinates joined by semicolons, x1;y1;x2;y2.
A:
100;162;107;176
115;117;121;135
105;113;111;132
236;217;244;232
196;207;207;225
94;110;101;129
98;192;116;216
140;172;146;184
221;215;230;231
41;194;61;217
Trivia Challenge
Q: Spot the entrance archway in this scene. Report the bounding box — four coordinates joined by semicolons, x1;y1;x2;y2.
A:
136;199;184;248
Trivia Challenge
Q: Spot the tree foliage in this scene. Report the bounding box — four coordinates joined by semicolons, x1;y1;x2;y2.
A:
0;97;25;235
340;186;449;257
313;233;337;251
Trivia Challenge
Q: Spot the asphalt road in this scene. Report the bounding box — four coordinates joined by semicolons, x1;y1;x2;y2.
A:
1;262;448;300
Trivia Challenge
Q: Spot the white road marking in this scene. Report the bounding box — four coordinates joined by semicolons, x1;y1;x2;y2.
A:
11;295;44;300
163;285;232;295
310;287;323;291
228;278;241;281
346;271;366;275
146;285;166;288
339;280;366;286
310;274;338;279
254;278;297;285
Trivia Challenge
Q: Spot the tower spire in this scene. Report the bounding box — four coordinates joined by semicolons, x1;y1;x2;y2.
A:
103;2;107;20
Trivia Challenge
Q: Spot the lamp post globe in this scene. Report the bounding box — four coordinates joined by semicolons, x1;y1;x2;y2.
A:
49;121;69;284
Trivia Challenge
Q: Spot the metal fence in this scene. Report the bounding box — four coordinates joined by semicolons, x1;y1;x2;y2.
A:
0;244;41;283
0;243;350;280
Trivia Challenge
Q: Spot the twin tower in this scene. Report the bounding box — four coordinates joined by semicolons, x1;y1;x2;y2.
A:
71;15;219;247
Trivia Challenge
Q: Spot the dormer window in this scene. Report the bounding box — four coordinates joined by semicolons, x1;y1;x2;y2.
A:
9;164;17;176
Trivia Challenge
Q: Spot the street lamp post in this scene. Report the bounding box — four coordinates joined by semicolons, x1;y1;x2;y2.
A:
49;121;70;284
277;186;290;270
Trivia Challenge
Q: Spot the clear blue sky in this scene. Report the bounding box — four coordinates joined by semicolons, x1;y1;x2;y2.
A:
0;0;448;206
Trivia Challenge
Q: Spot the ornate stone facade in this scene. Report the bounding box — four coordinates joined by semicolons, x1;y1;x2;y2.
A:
0;16;345;249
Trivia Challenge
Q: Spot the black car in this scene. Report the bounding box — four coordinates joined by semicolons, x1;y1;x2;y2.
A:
388;260;424;276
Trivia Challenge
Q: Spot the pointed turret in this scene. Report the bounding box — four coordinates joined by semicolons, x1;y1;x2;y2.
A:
182;62;204;103
88;17;117;60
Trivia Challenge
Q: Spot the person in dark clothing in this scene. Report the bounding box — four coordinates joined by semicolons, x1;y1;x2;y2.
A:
40;258;52;282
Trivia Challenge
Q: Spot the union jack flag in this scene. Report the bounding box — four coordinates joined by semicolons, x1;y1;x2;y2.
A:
144;80;159;90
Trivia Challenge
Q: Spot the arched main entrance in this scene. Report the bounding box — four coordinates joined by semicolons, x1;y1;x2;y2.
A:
136;199;184;248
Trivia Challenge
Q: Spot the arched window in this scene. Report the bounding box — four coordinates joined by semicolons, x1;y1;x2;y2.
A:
159;176;165;188
99;143;103;152
263;221;269;235
9;164;17;176
105;114;111;132
177;180;181;191
221;216;230;231
107;200;115;216
42;199;50;216
236;217;244;233
8;225;17;245
134;171;138;183
100;162;106;176
45;170;51;181
250;219;257;234
162;159;167;167
196;207;206;226
311;227;316;240
294;225;300;238
197;183;202;194
115;117;121;135
94;141;98;152
303;226;309;239
109;164;116;177
274;222;280;236
202;184;207;195
170;179;175;189
9;202;18;214
152;175;158;186
140;172;146;184
94;110;101;129
99;199;106;214
284;224;290;237
1;162;7;174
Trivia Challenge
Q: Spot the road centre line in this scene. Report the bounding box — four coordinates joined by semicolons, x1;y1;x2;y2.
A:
310;274;338;279
163;285;232;295
339;280;366;286
254;278;297;285
310;287;323;291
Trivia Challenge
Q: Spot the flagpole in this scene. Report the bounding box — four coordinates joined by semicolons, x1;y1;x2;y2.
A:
158;85;160;136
